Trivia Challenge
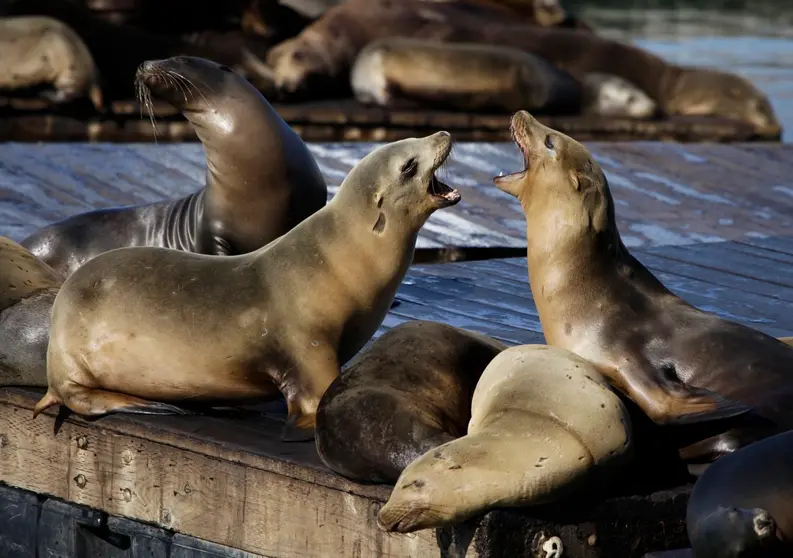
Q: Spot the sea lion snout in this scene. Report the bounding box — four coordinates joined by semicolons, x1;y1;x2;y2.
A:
425;131;461;208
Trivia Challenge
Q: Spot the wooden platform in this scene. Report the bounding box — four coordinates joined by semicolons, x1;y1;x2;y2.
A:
2;237;793;557
2;142;793;556
0;96;780;143
2;142;793;251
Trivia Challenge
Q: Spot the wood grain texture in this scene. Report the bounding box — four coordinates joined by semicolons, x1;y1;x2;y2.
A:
2;142;793;250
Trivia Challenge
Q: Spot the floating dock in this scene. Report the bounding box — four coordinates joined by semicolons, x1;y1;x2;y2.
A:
1;142;792;557
0;97;781;143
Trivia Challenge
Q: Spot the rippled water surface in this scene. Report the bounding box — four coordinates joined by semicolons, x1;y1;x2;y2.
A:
570;1;793;141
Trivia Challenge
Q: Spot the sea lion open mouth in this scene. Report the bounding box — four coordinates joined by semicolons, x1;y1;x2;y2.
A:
429;173;461;207
494;112;532;185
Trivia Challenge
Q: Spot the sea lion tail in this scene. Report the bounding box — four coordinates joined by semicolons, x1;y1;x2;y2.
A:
32;389;62;418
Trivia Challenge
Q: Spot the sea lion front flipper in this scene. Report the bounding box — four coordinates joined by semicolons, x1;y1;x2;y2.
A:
607;362;752;426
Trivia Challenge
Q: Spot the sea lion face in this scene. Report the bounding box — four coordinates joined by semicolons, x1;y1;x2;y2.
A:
691;507;786;558
585;74;658;119
339;131;461;224
135;56;238;112
493;110;610;236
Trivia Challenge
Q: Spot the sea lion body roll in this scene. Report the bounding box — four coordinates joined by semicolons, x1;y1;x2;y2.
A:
315;320;506;483
687;430;793;557
22;56;327;277
35;132;461;441
0;237;62;387
492;111;793;457
0;16;103;109
378;344;632;533
350;38;583;114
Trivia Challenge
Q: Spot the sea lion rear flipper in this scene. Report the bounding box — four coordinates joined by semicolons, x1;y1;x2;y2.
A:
610;362;752;426
54;386;196;417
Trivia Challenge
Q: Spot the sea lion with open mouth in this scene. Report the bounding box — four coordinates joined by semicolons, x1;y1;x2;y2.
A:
492;111;793;462
34;132;461;442
22;56;327;278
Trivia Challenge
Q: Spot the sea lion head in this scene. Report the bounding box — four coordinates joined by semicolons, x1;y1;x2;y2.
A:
334;131;461;231
493;110;614;242
135;56;243;113
584;73;658;119
689;506;787;558
672;68;781;136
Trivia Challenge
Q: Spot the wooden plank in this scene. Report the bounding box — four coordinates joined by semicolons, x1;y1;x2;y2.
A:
3;143;793;252
0;389;447;558
0;97;776;143
400;242;793;343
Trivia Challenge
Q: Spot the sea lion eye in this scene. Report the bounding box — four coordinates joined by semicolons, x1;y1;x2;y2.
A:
544;135;555;150
219;65;233;72
401;158;418;177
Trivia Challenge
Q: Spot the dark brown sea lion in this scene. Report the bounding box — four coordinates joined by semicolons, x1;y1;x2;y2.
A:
34;132;462;441
315;320;506;483
21;56;327;278
266;0;779;133
492;111;793;461
687;429;793;558
0;237;62;387
0;16;103;109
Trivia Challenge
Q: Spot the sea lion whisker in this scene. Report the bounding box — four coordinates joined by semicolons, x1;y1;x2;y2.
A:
163;71;190;104
169;70;215;107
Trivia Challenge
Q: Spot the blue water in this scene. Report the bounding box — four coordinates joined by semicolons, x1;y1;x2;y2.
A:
579;7;793;141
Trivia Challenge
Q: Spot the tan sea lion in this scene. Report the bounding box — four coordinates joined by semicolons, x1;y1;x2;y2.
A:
493;110;793;461
0;16;103;110
315;320;507;483
350;38;583;114
266;0;779;133
687;429;793;558
350;38;657;118
22;56;327;278
33;132;462;441
0;237;62;387
378;344;632;533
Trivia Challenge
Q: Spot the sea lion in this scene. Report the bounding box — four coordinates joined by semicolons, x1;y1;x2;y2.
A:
21;56;327;278
315;320;507;483
378;344;632;533
350;38;657;118
33;132;462;442
0;16;103;110
687;429;793;557
266;0;779;133
0;237;62;387
493;110;793;460
350;38;583;114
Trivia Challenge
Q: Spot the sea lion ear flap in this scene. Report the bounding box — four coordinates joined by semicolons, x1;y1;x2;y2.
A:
569;169;594;192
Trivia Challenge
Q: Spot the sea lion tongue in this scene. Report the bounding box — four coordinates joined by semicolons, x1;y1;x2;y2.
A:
428;174;461;206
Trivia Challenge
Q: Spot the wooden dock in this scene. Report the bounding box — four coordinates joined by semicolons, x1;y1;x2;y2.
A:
0;96;780;144
1;142;793;557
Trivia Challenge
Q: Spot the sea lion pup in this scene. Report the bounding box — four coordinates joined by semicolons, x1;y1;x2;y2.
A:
21;56;327;278
378;344;632;533
0;16;103;110
34;132;461;441
687;429;793;558
0;237;63;387
315;320;507;483
266;0;777;132
350;38;657;118
492;111;793;457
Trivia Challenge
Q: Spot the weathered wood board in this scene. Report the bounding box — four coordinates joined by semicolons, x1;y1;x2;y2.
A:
1;142;793;250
